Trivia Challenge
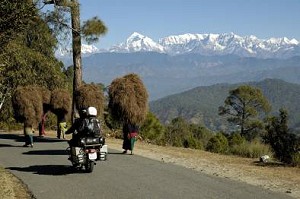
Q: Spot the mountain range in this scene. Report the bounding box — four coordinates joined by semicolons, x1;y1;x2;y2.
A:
58;32;300;100
58;32;300;59
110;32;300;59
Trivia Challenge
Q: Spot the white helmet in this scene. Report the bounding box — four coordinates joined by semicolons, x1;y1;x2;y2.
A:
87;107;97;116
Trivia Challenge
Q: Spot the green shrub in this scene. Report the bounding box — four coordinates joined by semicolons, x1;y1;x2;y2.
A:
163;117;190;147
140;112;165;143
206;133;229;154
44;112;58;130
190;124;214;149
291;153;300;167
229;132;246;146
230;139;273;158
0;121;22;131
264;109;300;164
183;136;203;150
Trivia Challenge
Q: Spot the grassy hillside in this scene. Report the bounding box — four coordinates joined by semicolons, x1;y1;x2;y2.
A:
150;79;300;131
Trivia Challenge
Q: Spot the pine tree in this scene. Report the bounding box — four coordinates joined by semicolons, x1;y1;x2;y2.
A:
219;85;271;140
264;109;300;164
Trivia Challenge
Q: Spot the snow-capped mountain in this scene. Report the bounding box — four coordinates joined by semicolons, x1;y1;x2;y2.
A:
109;32;165;53
109;32;300;59
56;32;300;59
56;44;100;57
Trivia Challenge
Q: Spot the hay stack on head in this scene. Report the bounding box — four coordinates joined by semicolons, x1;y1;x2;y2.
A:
75;84;105;117
108;73;148;125
50;89;71;121
34;86;51;114
12;86;43;127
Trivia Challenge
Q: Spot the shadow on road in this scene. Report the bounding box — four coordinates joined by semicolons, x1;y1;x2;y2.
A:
0;143;15;147
23;149;68;156
108;152;127;155
0;133;24;142
0;133;67;143
7;165;81;176
34;136;68;143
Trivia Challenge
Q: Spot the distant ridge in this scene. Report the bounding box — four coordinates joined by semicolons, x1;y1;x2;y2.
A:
150;79;300;131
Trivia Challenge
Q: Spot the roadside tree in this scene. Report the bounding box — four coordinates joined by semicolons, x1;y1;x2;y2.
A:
0;1;67;128
140;112;165;145
264;109;300;165
219;85;271;140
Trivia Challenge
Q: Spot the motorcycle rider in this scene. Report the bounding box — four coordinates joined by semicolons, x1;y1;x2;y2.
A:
65;107;101;161
65;108;87;147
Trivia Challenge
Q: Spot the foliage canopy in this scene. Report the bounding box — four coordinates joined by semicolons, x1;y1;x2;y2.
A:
264;109;300;165
219;85;271;140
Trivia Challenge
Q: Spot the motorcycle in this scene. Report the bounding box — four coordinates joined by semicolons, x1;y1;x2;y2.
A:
67;136;107;173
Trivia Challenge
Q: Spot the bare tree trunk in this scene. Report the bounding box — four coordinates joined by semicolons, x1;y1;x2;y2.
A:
70;0;82;123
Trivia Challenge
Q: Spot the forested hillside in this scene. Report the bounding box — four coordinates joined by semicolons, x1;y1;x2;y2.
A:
150;79;300;131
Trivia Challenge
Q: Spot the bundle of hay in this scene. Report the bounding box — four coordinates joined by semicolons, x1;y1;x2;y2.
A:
50;89;71;119
33;86;51;113
12;86;43;127
75;83;104;116
108;73;148;125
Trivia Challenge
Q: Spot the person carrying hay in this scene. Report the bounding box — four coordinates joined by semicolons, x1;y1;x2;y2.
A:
11;86;42;148
38;114;47;137
108;73;148;155
23;122;34;147
58;116;67;139
122;123;139;155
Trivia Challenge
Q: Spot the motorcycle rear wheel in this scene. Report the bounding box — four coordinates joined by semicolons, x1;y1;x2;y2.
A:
85;161;94;173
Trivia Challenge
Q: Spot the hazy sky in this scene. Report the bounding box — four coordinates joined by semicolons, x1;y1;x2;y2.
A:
77;0;299;49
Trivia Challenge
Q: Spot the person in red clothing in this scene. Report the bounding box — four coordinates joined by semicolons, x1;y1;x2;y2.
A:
38;114;47;137
122;123;139;155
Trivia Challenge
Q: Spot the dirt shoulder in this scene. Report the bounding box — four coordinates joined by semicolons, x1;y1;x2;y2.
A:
107;138;300;199
1;132;300;199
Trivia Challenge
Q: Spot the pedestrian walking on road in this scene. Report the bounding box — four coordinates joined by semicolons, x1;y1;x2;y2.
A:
122;123;139;155
38;114;47;137
23;122;34;147
58;118;67;139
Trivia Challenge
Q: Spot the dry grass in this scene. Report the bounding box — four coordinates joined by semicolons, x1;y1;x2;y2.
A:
50;89;71;115
0;167;33;199
12;86;43;127
108;73;148;125
75;84;105;116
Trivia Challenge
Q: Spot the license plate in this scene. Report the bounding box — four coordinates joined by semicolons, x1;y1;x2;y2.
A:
88;152;97;160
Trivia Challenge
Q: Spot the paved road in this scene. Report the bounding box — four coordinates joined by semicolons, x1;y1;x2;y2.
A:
0;133;293;199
